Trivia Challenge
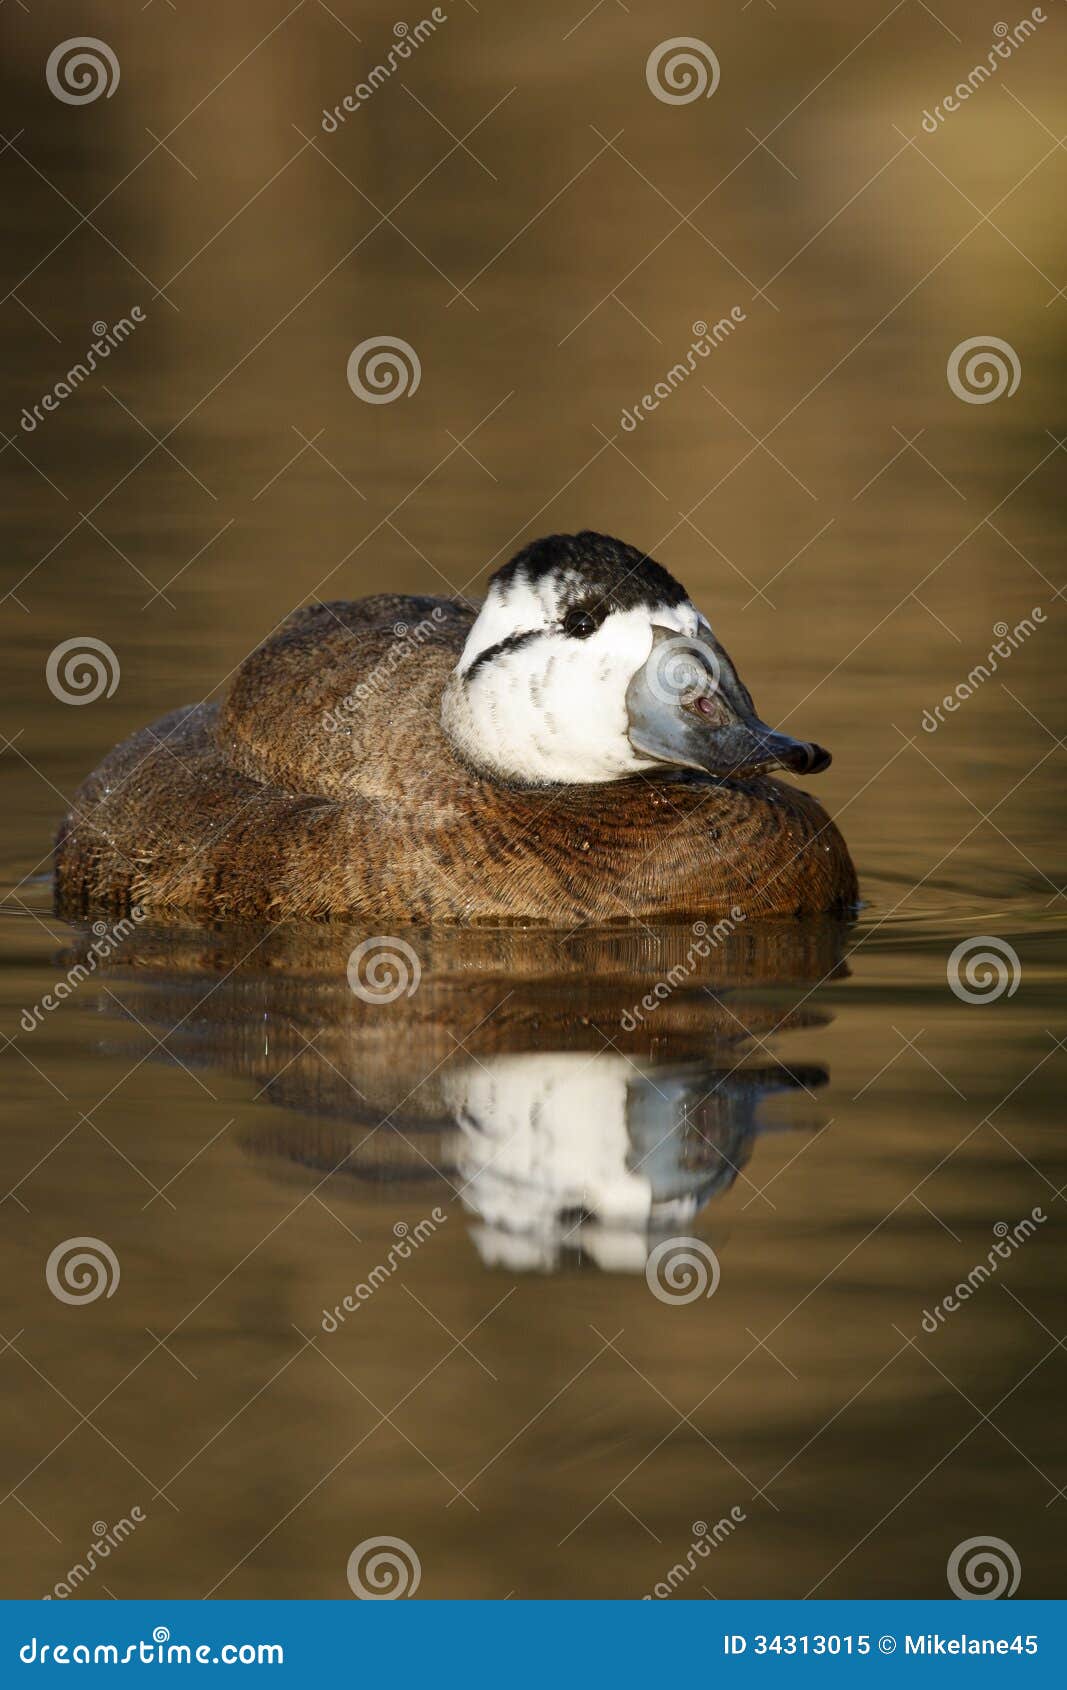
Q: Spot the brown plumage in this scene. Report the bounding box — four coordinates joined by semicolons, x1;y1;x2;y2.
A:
54;571;858;924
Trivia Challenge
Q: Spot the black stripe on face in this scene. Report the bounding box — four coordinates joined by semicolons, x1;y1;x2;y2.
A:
463;628;541;682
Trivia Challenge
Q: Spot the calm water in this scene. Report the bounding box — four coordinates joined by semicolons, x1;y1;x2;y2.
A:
2;1;1066;1600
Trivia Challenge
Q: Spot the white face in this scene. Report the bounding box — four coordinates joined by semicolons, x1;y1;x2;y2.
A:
441;566;709;785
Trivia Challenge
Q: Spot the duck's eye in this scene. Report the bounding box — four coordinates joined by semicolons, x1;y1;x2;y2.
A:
562;608;598;639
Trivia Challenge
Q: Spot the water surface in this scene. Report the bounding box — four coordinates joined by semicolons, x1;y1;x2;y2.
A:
1;0;1066;1600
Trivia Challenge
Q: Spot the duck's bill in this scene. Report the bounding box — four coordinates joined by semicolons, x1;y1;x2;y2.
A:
625;624;831;781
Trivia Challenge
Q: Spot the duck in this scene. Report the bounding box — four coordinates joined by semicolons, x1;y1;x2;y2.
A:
53;531;857;924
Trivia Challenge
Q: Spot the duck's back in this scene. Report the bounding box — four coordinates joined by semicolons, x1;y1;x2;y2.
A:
219;595;477;805
54;594;857;924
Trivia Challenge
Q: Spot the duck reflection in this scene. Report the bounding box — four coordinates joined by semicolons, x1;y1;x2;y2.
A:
57;912;849;1271
446;1051;827;1274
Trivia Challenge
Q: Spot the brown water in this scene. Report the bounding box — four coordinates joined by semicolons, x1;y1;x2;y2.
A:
2;0;1066;1601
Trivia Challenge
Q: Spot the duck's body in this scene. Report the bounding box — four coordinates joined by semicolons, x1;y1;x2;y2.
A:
54;535;857;924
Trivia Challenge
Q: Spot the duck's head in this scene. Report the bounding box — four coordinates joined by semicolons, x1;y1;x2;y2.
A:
441;531;831;787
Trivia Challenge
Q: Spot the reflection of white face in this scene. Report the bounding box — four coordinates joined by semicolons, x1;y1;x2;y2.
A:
446;1053;649;1231
442;1052;719;1270
440;567;708;785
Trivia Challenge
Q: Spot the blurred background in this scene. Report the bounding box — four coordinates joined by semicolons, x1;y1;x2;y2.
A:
1;0;1065;1601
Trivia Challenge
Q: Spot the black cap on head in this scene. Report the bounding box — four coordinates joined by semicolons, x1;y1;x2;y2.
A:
492;532;689;616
